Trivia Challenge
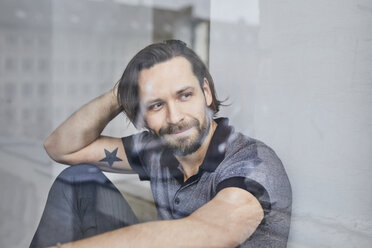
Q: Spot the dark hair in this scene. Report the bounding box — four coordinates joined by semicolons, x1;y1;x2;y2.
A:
117;40;222;127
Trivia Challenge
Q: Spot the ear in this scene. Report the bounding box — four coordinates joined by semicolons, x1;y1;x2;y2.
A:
202;77;213;107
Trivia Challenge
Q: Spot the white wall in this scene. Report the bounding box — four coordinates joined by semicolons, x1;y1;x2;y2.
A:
210;0;372;247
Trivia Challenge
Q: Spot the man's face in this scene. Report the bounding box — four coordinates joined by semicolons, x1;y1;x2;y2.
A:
138;56;213;156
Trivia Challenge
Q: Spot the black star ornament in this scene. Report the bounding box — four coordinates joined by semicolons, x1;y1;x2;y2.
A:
99;148;122;167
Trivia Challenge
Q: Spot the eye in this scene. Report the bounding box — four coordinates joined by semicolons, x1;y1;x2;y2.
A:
148;102;163;111
180;92;192;100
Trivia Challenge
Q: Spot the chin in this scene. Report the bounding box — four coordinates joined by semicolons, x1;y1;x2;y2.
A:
166;134;204;156
171;142;202;156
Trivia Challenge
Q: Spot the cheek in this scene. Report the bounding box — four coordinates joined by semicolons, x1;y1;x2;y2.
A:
145;112;165;132
186;97;207;116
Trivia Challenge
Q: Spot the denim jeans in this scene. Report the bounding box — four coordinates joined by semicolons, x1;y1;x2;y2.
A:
30;164;139;248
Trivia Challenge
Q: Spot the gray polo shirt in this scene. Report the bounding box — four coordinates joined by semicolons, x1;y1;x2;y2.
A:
122;118;292;247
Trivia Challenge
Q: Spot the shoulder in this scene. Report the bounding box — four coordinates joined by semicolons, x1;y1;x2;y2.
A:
222;131;280;167
216;130;291;194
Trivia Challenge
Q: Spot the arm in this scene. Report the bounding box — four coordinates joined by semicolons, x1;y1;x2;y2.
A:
51;187;264;248
44;86;133;173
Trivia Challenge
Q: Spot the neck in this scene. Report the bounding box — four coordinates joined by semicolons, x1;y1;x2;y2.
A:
175;120;217;181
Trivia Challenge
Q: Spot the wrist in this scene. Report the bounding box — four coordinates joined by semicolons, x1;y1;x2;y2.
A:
105;87;123;117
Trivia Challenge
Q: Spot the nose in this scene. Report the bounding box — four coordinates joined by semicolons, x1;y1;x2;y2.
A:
166;101;183;124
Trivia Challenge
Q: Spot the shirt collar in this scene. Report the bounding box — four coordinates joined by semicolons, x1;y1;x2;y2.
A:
160;117;233;183
199;117;233;172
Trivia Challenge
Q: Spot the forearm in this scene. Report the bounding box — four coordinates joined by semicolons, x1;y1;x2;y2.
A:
44;87;122;161
52;217;236;248
51;188;262;248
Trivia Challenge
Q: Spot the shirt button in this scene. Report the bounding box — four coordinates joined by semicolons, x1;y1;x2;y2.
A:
174;197;180;205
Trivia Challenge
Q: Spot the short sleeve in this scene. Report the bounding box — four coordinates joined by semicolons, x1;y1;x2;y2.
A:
215;141;291;219
216;176;271;216
214;134;292;247
121;132;151;181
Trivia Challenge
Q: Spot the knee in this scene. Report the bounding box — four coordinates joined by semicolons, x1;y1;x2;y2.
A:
57;164;108;184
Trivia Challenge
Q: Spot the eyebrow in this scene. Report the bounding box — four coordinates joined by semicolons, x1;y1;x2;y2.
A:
176;86;194;95
144;86;195;106
145;98;162;106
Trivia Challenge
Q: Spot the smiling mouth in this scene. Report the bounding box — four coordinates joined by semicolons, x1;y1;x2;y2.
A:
168;127;193;137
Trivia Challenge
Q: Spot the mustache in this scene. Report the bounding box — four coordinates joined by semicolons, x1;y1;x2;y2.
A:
159;119;199;136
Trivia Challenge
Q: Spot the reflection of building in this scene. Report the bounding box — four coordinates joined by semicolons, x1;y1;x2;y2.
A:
0;0;52;139
0;1;211;247
153;6;210;64
49;0;154;138
0;0;210;141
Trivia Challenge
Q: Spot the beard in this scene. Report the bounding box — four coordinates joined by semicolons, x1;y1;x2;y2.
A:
156;114;211;156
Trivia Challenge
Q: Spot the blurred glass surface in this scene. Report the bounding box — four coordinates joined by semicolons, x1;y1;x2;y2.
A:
1;0;371;247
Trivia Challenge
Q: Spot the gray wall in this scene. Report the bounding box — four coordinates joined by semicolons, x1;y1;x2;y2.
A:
209;0;372;247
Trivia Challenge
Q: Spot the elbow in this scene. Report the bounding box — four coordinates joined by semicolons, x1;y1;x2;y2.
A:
202;213;263;248
43;136;52;152
225;206;264;247
224;222;263;248
43;136;63;163
43;135;54;156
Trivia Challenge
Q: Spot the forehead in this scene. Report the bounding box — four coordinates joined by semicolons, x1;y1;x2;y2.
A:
138;56;199;101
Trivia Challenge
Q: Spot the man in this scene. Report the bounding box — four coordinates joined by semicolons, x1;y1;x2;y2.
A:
30;40;292;248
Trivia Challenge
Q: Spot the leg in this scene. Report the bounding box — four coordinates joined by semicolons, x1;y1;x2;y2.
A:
30;164;138;248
